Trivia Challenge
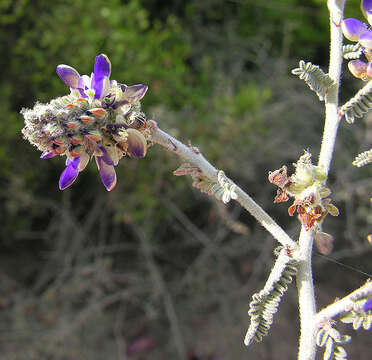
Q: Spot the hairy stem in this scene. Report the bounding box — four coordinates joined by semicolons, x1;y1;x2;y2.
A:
150;126;297;249
315;281;372;325
297;1;346;360
297;229;316;360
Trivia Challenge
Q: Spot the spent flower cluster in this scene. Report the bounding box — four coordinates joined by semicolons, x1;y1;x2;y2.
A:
268;152;339;231
22;54;149;191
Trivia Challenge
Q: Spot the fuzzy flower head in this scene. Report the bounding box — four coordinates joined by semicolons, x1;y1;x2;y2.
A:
21;54;149;191
342;1;372;80
268;151;339;231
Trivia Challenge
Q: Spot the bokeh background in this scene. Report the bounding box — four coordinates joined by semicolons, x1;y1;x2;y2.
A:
1;0;371;359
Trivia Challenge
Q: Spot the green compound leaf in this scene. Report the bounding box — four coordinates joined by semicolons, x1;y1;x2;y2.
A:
340;81;372;123
292;60;335;101
324;337;334;360
244;250;298;346
316;326;350;360
340;297;372;332
353;148;372;167
316;328;329;347
342;43;363;60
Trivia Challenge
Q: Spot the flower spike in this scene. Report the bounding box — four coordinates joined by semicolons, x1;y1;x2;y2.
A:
22;53;150;191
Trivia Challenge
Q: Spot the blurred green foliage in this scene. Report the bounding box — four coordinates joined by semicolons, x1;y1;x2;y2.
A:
0;0;371;359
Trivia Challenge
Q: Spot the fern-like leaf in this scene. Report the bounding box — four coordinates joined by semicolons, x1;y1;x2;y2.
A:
244;250;298;346
340;298;372;331
340;80;372;123
316;327;351;360
342;43;363;60
292;60;334;101
352;148;372;167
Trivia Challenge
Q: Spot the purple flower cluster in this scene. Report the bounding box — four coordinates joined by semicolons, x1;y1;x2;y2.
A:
342;1;372;80
22;54;149;191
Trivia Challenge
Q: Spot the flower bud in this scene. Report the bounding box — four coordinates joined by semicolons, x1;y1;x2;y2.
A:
70;134;84;144
52;137;67;146
84;129;102;142
79;115;95;125
69;145;84;157
87;108;106;120
66;120;80;129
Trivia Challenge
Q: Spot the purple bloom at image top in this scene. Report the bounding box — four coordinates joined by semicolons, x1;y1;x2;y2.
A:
341;1;372;80
21;54;149;191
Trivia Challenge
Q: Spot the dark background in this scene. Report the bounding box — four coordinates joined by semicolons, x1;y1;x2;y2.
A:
0;0;371;359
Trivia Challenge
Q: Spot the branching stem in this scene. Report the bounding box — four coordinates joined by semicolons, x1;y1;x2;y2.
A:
297;1;346;360
315;281;372;325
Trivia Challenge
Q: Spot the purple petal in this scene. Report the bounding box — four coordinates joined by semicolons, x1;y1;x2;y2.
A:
122;84;148;103
66;156;81;169
99;146;115;165
96;156;117;191
360;30;372;49
59;160;80;190
92;54;111;99
363;297;372;312
341;18;368;41
362;0;372;22
56;65;81;88
126;129;147;158
40;151;57;159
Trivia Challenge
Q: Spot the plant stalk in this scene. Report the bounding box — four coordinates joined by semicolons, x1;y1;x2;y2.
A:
297;1;345;359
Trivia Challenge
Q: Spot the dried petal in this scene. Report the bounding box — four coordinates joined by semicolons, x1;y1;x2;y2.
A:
326;203;339;216
288;203;297;216
268;166;290;188
78;152;90;171
315;232;334;255
122;84;148;103
274;188;289;203
348;59;368;79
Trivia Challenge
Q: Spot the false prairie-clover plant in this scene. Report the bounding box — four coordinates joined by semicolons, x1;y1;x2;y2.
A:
22;54;149;191
21;1;372;359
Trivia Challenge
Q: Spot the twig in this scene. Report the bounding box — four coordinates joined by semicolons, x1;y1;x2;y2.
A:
150;126;297;250
315;281;372;325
